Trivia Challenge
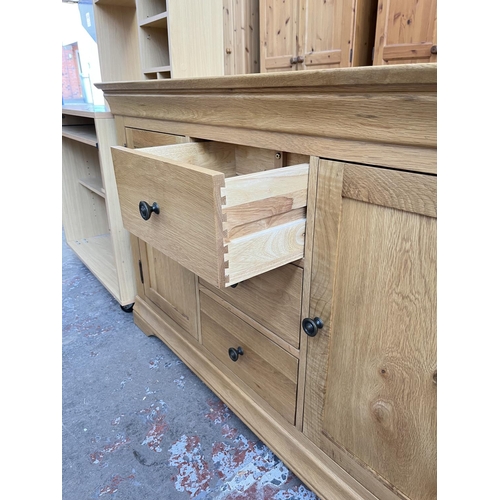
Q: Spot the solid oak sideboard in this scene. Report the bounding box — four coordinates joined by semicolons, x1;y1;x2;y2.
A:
96;64;437;500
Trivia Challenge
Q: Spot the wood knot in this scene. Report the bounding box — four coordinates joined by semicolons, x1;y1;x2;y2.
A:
371;400;396;434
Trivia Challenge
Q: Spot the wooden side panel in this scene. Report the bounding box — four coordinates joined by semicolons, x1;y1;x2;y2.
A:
168;0;225;77
373;0;437;65
352;0;379;67
95;118;136;305
260;0;299;72
303;160;437;500
93;4;142;82
299;0;354;69
224;0;260;75
222;163;309;286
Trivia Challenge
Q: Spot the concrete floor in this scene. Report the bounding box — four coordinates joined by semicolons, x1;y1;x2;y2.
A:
62;232;318;500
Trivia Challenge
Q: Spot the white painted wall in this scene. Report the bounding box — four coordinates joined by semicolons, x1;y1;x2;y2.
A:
61;2;104;105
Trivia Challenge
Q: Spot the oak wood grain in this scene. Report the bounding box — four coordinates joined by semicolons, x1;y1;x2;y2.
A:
200;291;298;424
200;262;303;348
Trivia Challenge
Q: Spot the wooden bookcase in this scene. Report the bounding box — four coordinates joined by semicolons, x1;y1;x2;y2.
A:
62;104;136;309
93;0;260;81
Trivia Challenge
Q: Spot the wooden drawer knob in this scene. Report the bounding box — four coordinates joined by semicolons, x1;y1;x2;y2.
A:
302;317;324;337
139;201;160;220
228;346;244;362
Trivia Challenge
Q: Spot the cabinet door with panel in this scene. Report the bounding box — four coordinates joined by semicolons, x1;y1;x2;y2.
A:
259;0;300;72
126;128;199;340
260;0;377;72
373;0;437;65
302;159;437;500
298;0;355;69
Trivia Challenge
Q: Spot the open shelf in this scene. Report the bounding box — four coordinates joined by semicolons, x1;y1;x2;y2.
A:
137;0;167;20
95;0;136;6
143;66;172;77
62;125;98;147
139;23;171;75
139;11;167;29
79;177;106;198
62;106;136;307
67;234;120;303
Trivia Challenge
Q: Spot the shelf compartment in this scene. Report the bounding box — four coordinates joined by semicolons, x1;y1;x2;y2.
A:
94;0;136;6
62;138;109;242
62;125;98;147
139;11;167;29
137;0;167;21
67;234;120;302
79;177;106;198
139;24;171;74
143;66;172;78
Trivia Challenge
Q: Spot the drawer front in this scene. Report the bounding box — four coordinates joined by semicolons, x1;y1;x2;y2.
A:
111;141;309;288
200;264;303;348
200;291;298;424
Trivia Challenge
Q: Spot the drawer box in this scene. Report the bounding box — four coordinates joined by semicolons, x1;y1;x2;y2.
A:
111;142;309;288
200;263;303;348
200;291;298;424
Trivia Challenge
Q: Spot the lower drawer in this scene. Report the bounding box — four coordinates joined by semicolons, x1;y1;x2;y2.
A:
200;291;298;424
200;263;303;348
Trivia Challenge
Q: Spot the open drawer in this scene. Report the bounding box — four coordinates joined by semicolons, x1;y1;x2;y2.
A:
111;141;309;288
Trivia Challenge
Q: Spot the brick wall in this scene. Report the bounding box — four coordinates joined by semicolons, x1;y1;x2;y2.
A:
62;42;83;102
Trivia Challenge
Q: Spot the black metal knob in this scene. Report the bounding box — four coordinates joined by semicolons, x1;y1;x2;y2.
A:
139;201;160;221
430;45;437;55
302;317;324;337
228;346;244;362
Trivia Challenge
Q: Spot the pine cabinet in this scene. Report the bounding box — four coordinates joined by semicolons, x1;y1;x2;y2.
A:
372;0;437;65
259;0;377;72
97;64;437;500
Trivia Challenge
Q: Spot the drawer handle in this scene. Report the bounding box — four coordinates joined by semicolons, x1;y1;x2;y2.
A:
139;201;160;221
228;346;244;362
302;317;324;337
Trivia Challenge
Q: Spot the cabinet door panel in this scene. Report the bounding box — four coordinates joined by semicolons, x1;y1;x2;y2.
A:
260;0;299;72
299;0;355;69
302;160;436;500
140;240;199;339
373;0;437;65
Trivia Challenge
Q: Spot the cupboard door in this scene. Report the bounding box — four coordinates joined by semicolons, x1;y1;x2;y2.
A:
260;0;300;72
373;0;437;65
299;0;355;69
139;240;199;339
302;160;436;500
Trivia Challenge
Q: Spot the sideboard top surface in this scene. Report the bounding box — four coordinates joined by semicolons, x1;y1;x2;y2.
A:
96;64;437;175
96;63;436;93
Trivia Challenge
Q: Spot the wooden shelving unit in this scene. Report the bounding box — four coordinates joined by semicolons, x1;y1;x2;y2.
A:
62;104;136;307
136;0;171;79
93;0;260;82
